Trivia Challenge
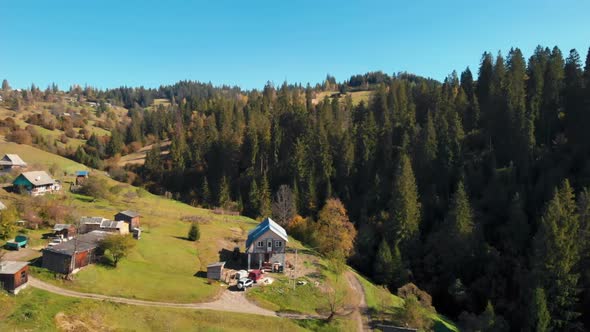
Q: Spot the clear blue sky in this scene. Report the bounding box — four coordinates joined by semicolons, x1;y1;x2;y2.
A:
1;0;589;90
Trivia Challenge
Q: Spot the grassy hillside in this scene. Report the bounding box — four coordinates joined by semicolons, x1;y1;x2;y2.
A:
0;288;306;332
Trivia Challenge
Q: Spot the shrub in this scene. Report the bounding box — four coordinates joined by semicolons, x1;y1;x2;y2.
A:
6;129;32;145
78;176;110;199
187;222;200;241
99;234;136;267
397;283;433;309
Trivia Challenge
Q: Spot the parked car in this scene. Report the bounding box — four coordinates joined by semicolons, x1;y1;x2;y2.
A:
5;235;28;250
248;269;263;283
47;237;66;247
236;278;253;291
235;270;248;280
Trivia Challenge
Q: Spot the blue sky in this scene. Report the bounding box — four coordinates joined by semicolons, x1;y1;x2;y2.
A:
1;0;589;90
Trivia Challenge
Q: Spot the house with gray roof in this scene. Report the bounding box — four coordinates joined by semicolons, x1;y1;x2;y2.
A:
42;231;109;274
0;261;28;294
0;154;27;171
245;217;288;271
12;171;61;196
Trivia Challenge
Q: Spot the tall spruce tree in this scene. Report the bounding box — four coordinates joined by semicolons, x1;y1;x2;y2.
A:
533;180;581;330
527;288;550;332
387;154;421;257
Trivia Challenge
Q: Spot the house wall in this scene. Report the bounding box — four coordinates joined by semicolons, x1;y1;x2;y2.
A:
115;214;140;230
248;229;286;254
207;266;224;280
42;251;72;274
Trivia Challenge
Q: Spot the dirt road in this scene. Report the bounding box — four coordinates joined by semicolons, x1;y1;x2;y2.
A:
29;276;277;317
345;271;371;332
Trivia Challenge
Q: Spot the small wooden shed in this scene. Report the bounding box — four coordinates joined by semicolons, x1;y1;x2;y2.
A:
0;261;29;294
206;261;226;280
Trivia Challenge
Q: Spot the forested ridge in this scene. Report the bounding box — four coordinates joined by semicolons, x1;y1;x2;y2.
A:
4;45;590;330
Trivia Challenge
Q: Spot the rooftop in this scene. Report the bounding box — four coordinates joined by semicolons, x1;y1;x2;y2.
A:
0;154;27;166
0;261;28;274
16;171;56;186
53;224;73;231
246;217;288;250
207;261;226;268
80;216;109;225
117;210;140;218
43;231;110;256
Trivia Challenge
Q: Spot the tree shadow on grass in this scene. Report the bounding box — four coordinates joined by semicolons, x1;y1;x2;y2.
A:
172;235;193;242
194;271;207;278
218;248;246;270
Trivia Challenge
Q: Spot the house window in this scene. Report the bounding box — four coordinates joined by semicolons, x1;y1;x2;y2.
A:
267;241;272;248
20;270;26;281
257;241;264;247
275;241;282;247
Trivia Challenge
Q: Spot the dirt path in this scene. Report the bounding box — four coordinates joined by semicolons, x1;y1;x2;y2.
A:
345;271;371;332
29;276;276;317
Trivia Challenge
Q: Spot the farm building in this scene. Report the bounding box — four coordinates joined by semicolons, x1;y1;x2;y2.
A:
245;217;288;271
0;261;29;294
13;171;61;196
207;261;226;280
79;217;129;235
75;170;89;185
0;154;27;171
53;224;77;238
115;210;141;239
115;210;141;229
42;231;109;274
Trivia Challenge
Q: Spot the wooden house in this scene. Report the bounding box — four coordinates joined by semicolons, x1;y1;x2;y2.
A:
114;210;141;230
53;224;77;239
245;217;288;271
13;171;61;196
0;154;27;172
0;261;29;294
206;261;226;280
42;231;108;274
75;170;89;185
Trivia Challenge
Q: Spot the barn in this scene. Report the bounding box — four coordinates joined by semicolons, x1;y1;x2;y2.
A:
114;210;141;239
53;224;77;239
42;231;109;274
0;154;27;171
206;261;226;280
0;261;29;294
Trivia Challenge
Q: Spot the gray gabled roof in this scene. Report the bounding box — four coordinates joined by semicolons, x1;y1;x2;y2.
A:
0;261;28;274
0;154;27;166
246;217;288;249
207;261;226;268
18;171;56;186
53;224;72;231
43;231;110;256
116;210;140;218
80;216;108;225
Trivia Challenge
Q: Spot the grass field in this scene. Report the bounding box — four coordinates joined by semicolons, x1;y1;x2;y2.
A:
314;90;373;106
0;288;307;332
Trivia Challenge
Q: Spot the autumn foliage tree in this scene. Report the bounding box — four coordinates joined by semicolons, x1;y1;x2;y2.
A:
315;198;356;259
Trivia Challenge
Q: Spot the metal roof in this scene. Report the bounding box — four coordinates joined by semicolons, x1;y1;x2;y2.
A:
117;210;140;218
80;216;109;225
75;170;89;176
0;154;27;166
16;171;56;186
0;261;28;274
246;217;288;250
53;224;72;231
43;231;110;256
207;261;226;268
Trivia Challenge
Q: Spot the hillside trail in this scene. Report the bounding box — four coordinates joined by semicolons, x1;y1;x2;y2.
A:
28;276;276;317
345;271;371;332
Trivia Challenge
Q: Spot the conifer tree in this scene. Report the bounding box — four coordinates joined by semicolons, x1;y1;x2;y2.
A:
218;176;231;208
388;154;421;255
373;238;394;286
201;176;211;208
247;179;260;217
527;288;550;332
259;176;272;217
533;180;580;330
187;222;200;241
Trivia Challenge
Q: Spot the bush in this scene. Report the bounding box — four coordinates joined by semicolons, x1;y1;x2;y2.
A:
78;176;110;199
397;283;433;309
6;129;32;145
99;234;136;267
187;222;200;241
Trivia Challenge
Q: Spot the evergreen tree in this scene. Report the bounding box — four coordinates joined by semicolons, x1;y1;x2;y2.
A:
187;222;200;241
373;238;394;286
527;288;550;332
170;130;188;171
218;176;231;208
259;176;272;217
201;177;211;208
106;128;124;157
533;180;581;330
388;154;421;255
